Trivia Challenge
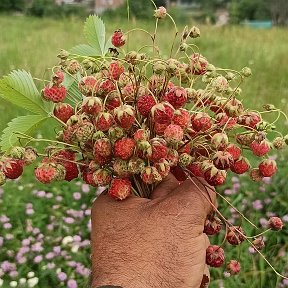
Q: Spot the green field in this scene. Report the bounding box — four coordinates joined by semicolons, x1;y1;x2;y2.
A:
0;15;288;288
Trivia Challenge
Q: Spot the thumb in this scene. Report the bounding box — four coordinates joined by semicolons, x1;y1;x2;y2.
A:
150;173;180;200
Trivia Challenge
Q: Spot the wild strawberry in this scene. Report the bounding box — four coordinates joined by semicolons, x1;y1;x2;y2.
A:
42;84;67;103
190;53;208;75
94;153;111;166
9;146;25;159
204;166;226;186
0;171;6;186
252;237;265;250
154;122;169;135
111;30;126;48
211;133;229;150
212;151;234;170
154;6;167;19
75;121;94;143
53;149;76;161
114;105;136;130
230;157;250;174
82;169;97;187
151;102;174;124
191;112;212;132
187;162;204;177
153;159;170;178
93;138;112;158
172;108;190;128
128;157;145;174
0;158;23;179
206;245;225;267
122;83;135;101
78;76;99;96
35;161;66;183
238;111;261;129
53;103;74;123
163;86;187;109
93;169;112;186
179;153;193;167
212;76;229;92
258;159;277;177
148;75;165;93
226;143;241;160
236;133;254;146
273;137;286;150
98;79;116;95
109;61;125;80
133;129;149;142
167;149;179;167
204;216;222;236
94;112;114;131
268;217;283;231
226;226;245;245
171;165;187;181
108;127;125;140
249;168;263;182
113;159;131;177
105;92;121;111
250;140;270;157
108;178;131;200
141;166;162;184
137;94;157;117
114;138;136;160
81;97;103;115
164;124;184;143
22;147;37;165
67;59;81;74
149;139;168;163
215;112;236;129
224;98;244;117
52;70;64;86
226;260;241;275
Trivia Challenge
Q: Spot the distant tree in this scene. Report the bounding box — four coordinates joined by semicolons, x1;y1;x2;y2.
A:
271;0;288;25
0;0;25;12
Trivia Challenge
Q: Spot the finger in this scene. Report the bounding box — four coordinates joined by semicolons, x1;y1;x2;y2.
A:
150;173;180;199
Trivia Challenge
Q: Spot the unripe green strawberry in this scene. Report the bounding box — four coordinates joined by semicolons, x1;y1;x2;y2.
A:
212;76;229;92
154;159;170;178
141;166;162;184
108;126;125;140
133;129;150;142
9;146;25;159
236;133;254;146
67;59;81;74
93;169;112;186
75;122;94;142
273;137;286;150
24;147;38;165
152;61;166;74
241;67;252;77
128;157;145;174
179;153;193;167
189;26;200;38
113;159;131;177
0;171;6;186
211;133;229;150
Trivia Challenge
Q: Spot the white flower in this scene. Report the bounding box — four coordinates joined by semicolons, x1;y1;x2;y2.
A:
27;271;35;278
27;277;39;288
71;245;79;253
19;278;27;284
0;279;3;287
56;268;61;274
62;236;73;245
9;281;17;287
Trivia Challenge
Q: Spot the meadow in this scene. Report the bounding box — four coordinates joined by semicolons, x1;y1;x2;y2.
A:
0;14;288;288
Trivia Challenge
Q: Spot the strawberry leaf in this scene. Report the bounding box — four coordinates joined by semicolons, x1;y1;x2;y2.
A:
69;44;101;56
0;70;52;115
0;115;49;152
83;15;106;56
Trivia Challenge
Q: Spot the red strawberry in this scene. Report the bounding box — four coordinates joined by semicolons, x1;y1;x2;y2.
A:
166;149;179;167
111;30;126;48
122;83;135;101
187;162;204;177
133;129;149;141
190;53;208;75
171;165;187;181
105;93;121;111
93;138;112;158
250;140;270;157
53;103;74;123
113;159;131;177
154;122;169;135
191;112;212;132
204;167;226;186
35;161;65;183
137;94;157;117
164;124;184;143
94;153;111;166
78;76;99;96
81;97;103;115
93;169;112;186
226;143;241;160
215;112;237;129
153;159;170;178
224;98;244;117
99;79;116;95
0;158;23;179
237;111;261;129
268;216;283;231
114;105;136;129
211;132;229;150
149;139;168;163
212;151;234;170
230;157;250;174
258;159;277;177
52;70;64;85
226;260;241;275
42;84;67;103
172;108;190;128
206;245;225;267
226;226;245;245
141;166;162;184
151;102;174;124
109;61;125;80
204;216;222;236
108;178;131;200
163;86;187;109
114;138;136;160
82;169;97;187
94;112;114;131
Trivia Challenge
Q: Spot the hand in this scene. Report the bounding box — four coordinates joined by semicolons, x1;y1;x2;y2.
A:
91;174;216;288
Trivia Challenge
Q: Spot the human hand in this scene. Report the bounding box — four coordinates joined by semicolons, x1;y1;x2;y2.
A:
91;174;216;288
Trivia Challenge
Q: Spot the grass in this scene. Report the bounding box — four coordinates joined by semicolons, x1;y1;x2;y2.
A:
0;15;288;288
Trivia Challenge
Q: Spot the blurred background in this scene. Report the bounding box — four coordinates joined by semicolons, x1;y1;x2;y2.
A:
0;1;288;288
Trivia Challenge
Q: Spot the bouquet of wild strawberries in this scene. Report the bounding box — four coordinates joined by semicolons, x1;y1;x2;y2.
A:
0;6;287;277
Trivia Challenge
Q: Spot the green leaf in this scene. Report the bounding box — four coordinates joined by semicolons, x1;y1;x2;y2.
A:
84;15;106;56
0;70;52;115
104;36;113;54
63;73;82;102
69;44;101;56
0;115;48;152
